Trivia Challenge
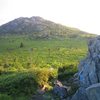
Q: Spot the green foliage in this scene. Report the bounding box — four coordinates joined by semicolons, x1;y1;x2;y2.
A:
0;94;12;100
31;68;57;86
58;64;77;81
0;35;88;98
0;69;57;96
13;96;30;100
0;94;30;100
0;72;37;95
0;36;87;70
20;42;24;48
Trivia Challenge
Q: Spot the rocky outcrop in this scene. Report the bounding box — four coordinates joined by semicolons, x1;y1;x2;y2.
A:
71;36;100;100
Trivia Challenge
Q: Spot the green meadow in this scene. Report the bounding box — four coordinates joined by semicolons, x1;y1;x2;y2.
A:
0;35;88;99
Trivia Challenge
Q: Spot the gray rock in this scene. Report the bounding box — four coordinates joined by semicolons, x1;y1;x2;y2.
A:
53;80;68;99
71;87;88;100
71;36;100;100
78;37;100;88
31;94;44;100
86;83;100;100
73;73;79;82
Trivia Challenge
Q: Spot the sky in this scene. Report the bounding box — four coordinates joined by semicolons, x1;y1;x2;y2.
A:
0;0;100;34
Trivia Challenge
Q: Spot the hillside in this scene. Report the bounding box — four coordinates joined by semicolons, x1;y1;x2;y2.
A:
0;17;97;100
0;37;87;100
0;16;93;38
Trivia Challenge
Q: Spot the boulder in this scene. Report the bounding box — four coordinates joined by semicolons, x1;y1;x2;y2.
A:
53;80;68;99
86;83;100;100
71;36;100;100
31;94;44;100
78;37;100;88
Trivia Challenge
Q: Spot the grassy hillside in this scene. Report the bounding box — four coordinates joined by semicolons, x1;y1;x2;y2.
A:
0;35;89;99
0;16;97;99
0;35;88;68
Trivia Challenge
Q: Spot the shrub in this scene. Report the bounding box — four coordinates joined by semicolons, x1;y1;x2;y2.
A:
20;42;24;48
0;66;5;75
30;68;57;86
0;72;37;95
0;94;12;100
58;64;77;81
0;68;57;96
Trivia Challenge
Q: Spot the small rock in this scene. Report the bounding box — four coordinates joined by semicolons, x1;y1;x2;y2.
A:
53;80;68;99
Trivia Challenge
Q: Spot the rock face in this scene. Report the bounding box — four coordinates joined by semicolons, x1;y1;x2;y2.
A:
53;80;68;99
71;36;100;100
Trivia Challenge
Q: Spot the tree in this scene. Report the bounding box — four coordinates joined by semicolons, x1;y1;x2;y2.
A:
20;42;24;48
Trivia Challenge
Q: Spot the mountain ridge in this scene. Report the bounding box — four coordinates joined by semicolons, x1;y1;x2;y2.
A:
0;16;95;38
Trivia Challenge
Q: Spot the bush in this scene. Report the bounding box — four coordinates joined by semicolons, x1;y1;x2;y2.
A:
0;72;37;95
0;68;57;96
20;42;24;48
30;68;57;86
0;94;12;100
0;66;5;75
58;64;77;81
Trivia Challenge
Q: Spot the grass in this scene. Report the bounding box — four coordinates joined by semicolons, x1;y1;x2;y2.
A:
0;35;88;99
0;36;87;69
0;94;30;100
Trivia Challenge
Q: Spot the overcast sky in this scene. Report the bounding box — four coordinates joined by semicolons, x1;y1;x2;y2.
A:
0;0;100;34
